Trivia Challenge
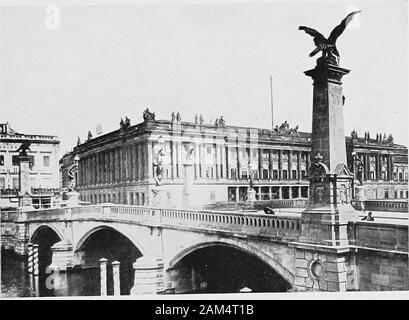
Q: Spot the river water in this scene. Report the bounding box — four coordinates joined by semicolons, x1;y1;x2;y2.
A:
1;250;100;297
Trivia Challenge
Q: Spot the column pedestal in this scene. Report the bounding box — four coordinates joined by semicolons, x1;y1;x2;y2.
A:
182;163;194;208
151;185;170;208
48;240;74;272
247;188;256;202
130;256;164;295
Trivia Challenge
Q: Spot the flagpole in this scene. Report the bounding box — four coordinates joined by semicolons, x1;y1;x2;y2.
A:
270;76;274;130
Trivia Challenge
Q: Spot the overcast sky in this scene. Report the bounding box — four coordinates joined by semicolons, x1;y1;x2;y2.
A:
1;0;407;155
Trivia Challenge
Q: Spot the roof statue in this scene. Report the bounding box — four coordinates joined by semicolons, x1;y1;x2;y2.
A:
299;11;361;65
143;108;156;121
120;116;131;130
273;121;299;136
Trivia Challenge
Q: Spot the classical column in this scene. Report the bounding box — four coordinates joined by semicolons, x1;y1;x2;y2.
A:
214;143;219;179
288;150;292;180
137;144;143;180
110;150;114;183
365;153;370;181
388;154;394;181
132;146;137;181
236;145;240;180
297;151;301;181
278;150;282;180
225;146;229;179
257;148;261;180
376;153;381;180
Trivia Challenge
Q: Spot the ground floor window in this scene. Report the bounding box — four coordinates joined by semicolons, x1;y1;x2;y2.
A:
228;187;236;202
239;187;247;201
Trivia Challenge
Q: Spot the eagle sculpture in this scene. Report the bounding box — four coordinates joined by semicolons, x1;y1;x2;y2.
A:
299;11;361;65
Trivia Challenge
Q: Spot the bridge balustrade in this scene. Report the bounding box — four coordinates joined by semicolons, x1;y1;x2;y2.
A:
20;205;301;239
24;208;69;221
160;209;301;238
348;221;408;253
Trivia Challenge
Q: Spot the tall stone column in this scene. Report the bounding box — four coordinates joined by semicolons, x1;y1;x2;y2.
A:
302;59;358;242
293;57;359;292
18;154;33;209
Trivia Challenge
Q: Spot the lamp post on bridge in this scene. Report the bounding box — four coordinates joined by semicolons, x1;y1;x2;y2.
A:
247;161;256;202
351;151;366;210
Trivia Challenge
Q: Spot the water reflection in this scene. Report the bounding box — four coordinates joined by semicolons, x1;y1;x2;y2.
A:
1;250;100;297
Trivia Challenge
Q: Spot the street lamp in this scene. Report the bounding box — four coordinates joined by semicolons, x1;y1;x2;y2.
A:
153;136;165;186
351;151;364;198
247;161;256;202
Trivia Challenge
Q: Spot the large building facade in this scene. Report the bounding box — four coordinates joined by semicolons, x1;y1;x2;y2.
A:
0;123;60;208
64;114;408;208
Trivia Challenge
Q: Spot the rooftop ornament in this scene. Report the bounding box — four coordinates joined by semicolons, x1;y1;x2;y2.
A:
299;11;361;66
273;121;299;136
143;108;156;121
120;116;131;130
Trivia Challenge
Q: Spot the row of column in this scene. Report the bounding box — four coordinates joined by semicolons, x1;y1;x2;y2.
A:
194;145;309;181
360;152;393;181
229;185;308;202
78;143;149;186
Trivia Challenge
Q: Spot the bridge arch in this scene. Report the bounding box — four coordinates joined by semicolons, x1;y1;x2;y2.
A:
168;238;295;286
74;223;149;256
29;224;64;244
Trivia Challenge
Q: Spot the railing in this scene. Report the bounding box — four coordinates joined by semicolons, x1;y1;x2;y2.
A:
21;204;302;239
0;189;19;197
353;200;409;213
207;199;308;211
160;208;301;239
348;221;408;253
1;210;19;222
31;188;60;195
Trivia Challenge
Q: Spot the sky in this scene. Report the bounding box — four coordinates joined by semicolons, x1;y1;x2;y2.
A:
0;0;408;156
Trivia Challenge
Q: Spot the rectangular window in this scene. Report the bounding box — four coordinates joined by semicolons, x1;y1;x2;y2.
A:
292;170;297;180
262;169;269;180
384;190;389;199
301;170;306;179
282;170;288;180
0;177;5;189
43;155;50;167
12;155;19;166
230;168;237;180
12;177;19;189
400;191;404;199
394;191;398;199
273;170;278;180
0;155;4;166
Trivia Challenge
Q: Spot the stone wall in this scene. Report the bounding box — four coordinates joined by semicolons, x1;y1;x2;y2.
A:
356;251;408;291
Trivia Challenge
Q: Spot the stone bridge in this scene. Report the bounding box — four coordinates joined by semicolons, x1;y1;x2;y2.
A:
4;204;408;293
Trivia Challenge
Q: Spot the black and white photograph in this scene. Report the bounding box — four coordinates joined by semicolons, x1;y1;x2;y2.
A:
0;0;408;301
